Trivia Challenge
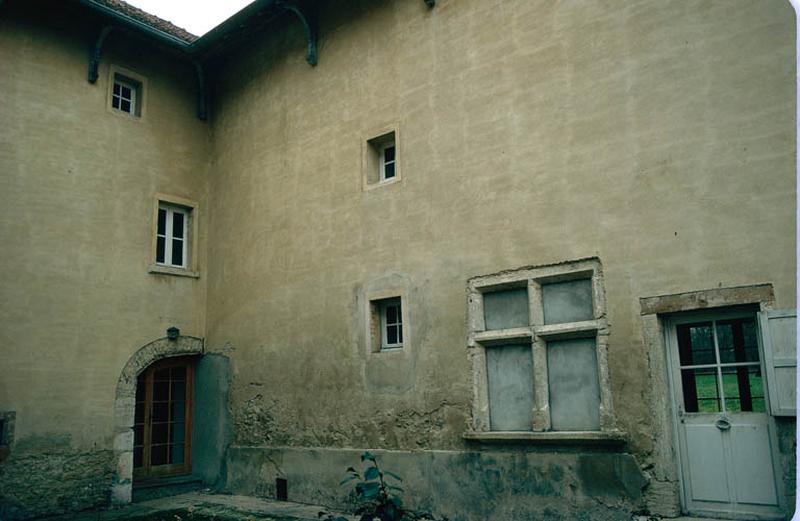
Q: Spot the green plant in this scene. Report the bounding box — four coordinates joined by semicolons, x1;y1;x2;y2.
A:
319;452;445;521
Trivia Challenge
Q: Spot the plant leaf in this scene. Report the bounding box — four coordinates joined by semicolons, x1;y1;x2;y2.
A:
346;466;358;474
364;466;380;481
383;470;403;482
387;485;404;493
360;481;380;499
340;475;359;485
361;451;376;462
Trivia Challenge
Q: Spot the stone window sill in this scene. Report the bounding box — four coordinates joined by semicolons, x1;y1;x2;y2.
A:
148;264;200;278
463;430;627;446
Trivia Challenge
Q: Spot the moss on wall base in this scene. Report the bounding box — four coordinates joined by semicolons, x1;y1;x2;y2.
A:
0;449;114;520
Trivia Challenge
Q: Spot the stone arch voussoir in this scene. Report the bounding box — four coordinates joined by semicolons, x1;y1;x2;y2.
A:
110;335;203;505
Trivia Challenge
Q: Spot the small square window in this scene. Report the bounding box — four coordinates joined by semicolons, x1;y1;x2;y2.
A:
108;67;146;118
363;129;400;189
368;295;405;352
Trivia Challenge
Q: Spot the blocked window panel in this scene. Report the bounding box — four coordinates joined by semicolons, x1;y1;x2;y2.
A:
486;344;534;431
547;338;601;430
483;287;529;330
542;279;593;325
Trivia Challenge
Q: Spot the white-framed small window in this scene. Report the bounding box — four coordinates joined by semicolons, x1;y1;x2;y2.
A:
363;128;400;190
379;142;396;182
107;66;146;119
156;204;189;268
112;77;137;115
379;297;403;349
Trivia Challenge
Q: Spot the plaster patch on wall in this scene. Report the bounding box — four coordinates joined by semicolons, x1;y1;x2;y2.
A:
232;392;468;450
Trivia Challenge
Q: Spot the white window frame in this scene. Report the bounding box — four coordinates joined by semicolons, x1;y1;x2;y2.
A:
379;298;403;350
107;66;147;119
362;126;401;191
112;77;137;115
379;142;396;182
149;194;199;278
156;204;189;269
465;258;621;442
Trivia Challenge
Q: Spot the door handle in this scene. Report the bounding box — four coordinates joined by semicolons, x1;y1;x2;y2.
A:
715;416;731;431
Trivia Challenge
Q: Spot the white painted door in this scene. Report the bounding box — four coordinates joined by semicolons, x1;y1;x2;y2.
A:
667;309;782;519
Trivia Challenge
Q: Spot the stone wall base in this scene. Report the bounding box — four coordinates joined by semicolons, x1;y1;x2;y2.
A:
225;445;649;521
0;449;113;520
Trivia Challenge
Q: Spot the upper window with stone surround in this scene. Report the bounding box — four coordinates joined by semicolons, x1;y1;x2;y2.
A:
466;258;617;437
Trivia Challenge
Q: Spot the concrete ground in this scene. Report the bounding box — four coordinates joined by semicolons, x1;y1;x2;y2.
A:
39;492;740;521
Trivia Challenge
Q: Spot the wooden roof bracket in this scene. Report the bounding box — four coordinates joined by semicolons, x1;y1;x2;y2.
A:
88;25;114;83
193;60;208;121
277;2;318;66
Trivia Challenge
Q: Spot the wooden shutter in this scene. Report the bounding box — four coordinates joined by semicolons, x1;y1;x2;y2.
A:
759;309;797;416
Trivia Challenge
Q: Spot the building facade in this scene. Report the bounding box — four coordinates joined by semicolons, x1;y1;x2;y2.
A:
0;1;796;520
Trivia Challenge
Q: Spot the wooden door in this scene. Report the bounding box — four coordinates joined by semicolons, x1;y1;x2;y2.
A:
666;309;781;519
133;357;194;480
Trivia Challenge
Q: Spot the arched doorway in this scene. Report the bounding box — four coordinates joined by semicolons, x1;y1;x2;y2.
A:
111;336;203;505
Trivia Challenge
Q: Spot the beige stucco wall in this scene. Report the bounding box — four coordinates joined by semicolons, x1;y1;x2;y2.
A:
0;0;208;473
205;0;795;509
0;0;795;518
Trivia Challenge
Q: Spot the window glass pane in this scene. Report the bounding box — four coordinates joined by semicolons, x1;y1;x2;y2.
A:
134;424;144;446
112;96;120;109
154;368;170;381
153;381;169;401
171;444;185;464
121;85;132;98
113;83;121;96
541;279;593;325
717;319;759;363
171;422;185;445
386;324;398;345
486;344;533;431
384;145;395;163
157;209;166;235
171;366;186;381
676;322;716;366
384;162;395;179
398;324;403;343
681;368;720;413
547;338;600;430
172;212;184;238
722;366;765;412
156;237;165;263
386;304;398;324
483;287;529;330
151;444;168;466
133;446;143;468
151;402;169;422
171;239;184;266
151;423;168;445
171;381;185;402
120;99;131;113
171;401;185;423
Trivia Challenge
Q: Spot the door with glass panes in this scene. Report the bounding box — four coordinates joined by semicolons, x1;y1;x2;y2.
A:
666;309;781;519
133;357;194;479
